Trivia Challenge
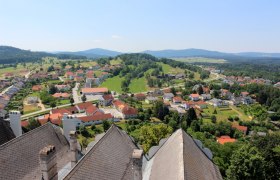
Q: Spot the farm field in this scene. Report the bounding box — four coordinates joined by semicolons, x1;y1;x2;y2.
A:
110;58;122;65
173;57;228;63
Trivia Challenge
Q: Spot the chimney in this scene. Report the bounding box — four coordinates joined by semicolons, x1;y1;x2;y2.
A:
132;149;143;180
9;111;22;137
69;131;78;167
62;113;79;141
39;145;57;180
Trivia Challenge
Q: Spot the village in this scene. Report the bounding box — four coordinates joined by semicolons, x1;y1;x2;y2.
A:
1;57;278;149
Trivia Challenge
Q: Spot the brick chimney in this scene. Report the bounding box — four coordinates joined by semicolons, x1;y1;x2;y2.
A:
69;131;78;167
39;145;58;180
132;149;143;180
9;111;22;137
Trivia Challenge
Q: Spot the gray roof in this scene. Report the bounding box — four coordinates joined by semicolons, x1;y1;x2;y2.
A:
143;129;222;180
0;123;71;180
64;124;140;180
0;118;15;145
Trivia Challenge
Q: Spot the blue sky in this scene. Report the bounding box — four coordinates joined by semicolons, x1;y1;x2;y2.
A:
0;0;279;52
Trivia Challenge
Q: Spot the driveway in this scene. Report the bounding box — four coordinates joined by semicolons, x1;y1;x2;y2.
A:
72;83;81;103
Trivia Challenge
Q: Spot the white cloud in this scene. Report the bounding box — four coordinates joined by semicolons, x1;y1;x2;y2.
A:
111;35;122;39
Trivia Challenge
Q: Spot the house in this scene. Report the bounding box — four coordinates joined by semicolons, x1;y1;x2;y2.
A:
113;100;138;119
81;87;108;95
76;102;94;113
134;93;146;101
163;93;174;101
145;96;158;104
200;94;211;100
52;93;70;99
181;101;196;110
55;84;70;92
189;94;200;101
208;98;228;107
241;91;249;97
220;89;232;99
217;136;236;144
194;101;208;109
172;96;183;104
101;94;114;106
175;73;185;79
65;71;75;79
79;113;113;125
242;96;254;105
32;85;42;91
232;124;248;135
229;96;242;105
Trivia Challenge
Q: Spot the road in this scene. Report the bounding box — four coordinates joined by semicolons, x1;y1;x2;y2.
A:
72;83;81;103
59;76;65;82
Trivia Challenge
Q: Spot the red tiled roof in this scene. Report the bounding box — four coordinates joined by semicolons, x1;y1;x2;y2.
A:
135;93;146;98
173;96;183;102
190;94;200;98
79;113;113;122
32;85;42;91
65;71;74;76
241;91;249;96
85;105;99;115
122;107;138;115
52;93;70;98
232;124;248;133
113;100;126;108
76;102;93;110
39;113;62;125
217;136;236;145
21;120;29;128
51;108;72;115
81;88;108;93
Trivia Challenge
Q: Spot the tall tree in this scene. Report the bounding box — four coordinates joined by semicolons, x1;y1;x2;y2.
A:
81;94;87;102
226;145;265;180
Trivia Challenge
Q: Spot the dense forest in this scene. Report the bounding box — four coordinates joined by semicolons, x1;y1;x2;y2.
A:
0;46;86;64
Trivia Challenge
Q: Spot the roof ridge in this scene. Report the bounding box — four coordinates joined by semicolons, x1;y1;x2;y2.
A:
64;124;119;178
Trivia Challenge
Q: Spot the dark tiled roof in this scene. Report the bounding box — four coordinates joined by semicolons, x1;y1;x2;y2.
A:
0;118;15;145
64;125;139;180
0;123;71;180
146;129;222;180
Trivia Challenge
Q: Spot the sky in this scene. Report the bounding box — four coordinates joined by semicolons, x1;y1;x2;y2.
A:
0;0;280;53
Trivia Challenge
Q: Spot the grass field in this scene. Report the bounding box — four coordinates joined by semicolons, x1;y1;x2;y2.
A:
80;61;98;67
23;104;41;114
173;57;228;63
157;62;184;74
100;75;124;93
129;77;148;93
202;105;251;122
110;58;122;65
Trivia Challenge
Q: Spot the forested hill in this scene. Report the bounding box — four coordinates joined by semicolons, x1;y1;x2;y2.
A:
0;46;86;64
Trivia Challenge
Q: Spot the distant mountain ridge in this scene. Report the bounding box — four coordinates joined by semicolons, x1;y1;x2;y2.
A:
56;48;280;59
57;48;122;58
1;45;280;64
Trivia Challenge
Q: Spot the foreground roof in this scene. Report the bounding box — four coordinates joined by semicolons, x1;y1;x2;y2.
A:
0;123;71;180
144;129;222;180
0;118;15;145
64;125;139;180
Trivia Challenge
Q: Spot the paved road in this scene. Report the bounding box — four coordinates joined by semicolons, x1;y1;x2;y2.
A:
72;83;81;103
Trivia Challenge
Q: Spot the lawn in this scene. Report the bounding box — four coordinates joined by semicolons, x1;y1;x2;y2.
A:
202;105;250;122
23;104;41;114
100;75;124;93
129;77;148;93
